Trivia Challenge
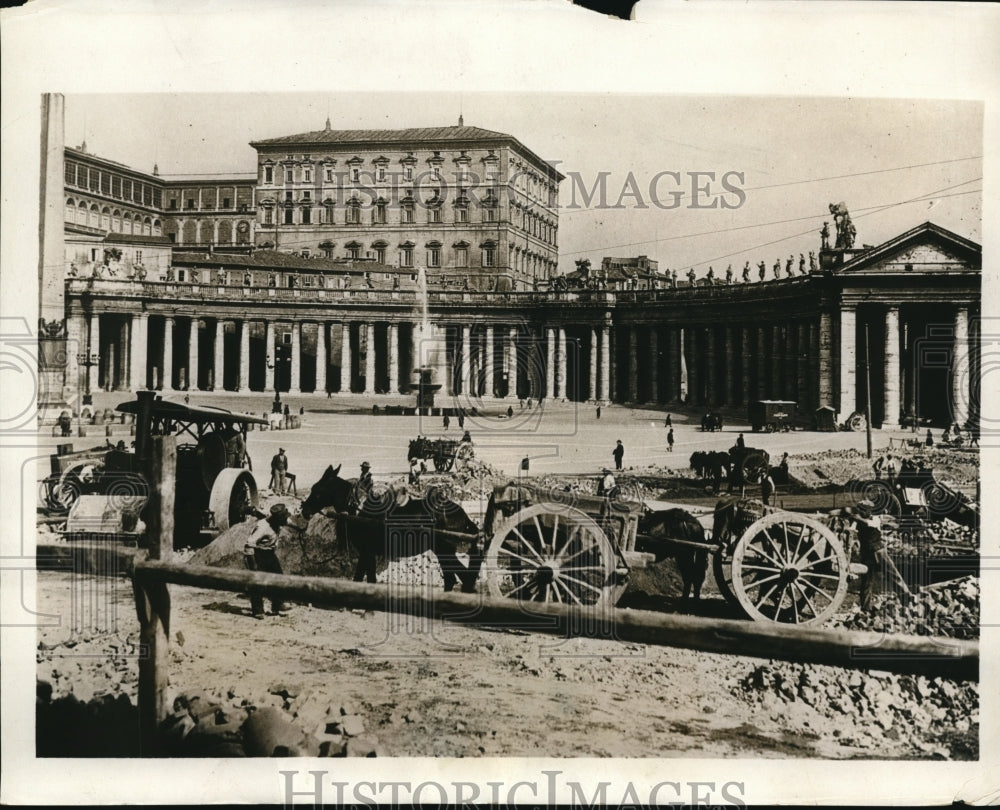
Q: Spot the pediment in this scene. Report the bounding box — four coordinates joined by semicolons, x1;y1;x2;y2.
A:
838;223;980;276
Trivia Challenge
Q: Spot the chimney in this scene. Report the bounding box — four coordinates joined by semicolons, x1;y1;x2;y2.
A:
458;114;464;127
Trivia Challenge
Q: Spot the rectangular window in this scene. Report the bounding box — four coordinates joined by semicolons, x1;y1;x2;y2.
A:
404;166;413;181
223;197;231;208
65;162;76;185
101;173;111;195
456;207;468;223
375;247;386;264
429;207;441;224
263;208;273;225
285;170;293;183
351;167;360;183
177;269;186;282
301;207;311;224
325;169;333;182
135;250;143;264
285;191;293;201
264;166;273;183
348;246;360;260
112;176;122;197
304;169;312;182
89;171;100;192
284;208;294;225
485;207;496;223
401;248;413;267
402;206;414;224
347;206;360;224
377;165;386;182
373;205;386;224
152;188;162;208
456;247;468;266
303;191;311;201
428;248;440;267
143;186;153;205
169;199;177;210
483;247;495;267
186;199;195;209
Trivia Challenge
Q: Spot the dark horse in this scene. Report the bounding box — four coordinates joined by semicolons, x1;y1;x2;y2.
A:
301;464;483;592
635;508;712;601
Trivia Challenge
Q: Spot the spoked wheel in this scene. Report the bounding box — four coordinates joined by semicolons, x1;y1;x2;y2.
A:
712;550;740;608
433;454;454;472
483;503;618;608
454;441;474;472
741;451;769;485
731;512;849;625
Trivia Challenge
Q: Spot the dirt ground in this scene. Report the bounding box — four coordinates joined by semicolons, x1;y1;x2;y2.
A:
35;564;977;759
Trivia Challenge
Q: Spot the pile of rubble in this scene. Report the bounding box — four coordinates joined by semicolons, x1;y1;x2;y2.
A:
377;550;471;589
837;576;979;640
157;686;379;757
735;661;978;758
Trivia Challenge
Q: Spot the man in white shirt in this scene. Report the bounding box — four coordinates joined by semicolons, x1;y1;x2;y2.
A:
243;503;290;618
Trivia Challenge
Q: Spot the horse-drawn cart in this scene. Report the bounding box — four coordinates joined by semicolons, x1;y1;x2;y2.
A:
481;484;855;626
407;436;474;472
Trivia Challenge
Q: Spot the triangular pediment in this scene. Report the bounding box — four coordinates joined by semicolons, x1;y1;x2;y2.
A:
836;222;980;276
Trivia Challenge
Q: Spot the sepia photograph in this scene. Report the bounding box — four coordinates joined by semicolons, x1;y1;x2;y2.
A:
2;1;997;806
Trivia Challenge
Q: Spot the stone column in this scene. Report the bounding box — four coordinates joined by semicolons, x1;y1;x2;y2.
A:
627;326;638;402
363;323;376;396
589;327;599;402
838;306;856;418
601;325;611;404
162;316;174;390
809;319;820;411
665;327;679;403
340;322;351;393
129;312;148;392
770;324;782;400
545;327;555;399
188;318;199;391
883;306;900;428
686;328;699;406
796;321;809;409
290;321;301;394
88;314;101;393
704;327;716;406
557;327;568;400
648;326;659;403
238;319;251;393
723;326;736;406
507;326;518;398
952;307;969;428
265;321;276;393
213;319;225;391
484;326;494;398
741;326;752;406
462;325;472;395
818;313;833;408
756;326;768;399
388;323;398;394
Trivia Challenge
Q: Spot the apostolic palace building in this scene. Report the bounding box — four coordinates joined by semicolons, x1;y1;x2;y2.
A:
38;95;981;430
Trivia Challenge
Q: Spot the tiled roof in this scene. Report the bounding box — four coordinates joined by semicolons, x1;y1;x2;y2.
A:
251;125;511;147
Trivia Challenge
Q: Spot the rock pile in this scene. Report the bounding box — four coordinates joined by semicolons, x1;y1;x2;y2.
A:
735;662;978;758
838;576;979;640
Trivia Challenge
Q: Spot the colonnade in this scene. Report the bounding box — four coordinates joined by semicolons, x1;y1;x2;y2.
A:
75;302;976;427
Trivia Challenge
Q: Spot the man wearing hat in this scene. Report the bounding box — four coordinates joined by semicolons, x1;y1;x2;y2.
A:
353;461;374;509
243;503;290;618
841;499;911;611
270;448;288;495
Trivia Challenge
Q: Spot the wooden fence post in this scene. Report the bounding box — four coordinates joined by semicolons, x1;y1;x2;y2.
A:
135;435;175;756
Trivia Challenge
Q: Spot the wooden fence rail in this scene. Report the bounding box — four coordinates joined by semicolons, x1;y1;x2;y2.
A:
131;437;979;754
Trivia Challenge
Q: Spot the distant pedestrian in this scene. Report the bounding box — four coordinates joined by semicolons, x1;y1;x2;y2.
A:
613;439;625;471
925;429;934;447
596;405;602;420
667;428;674;452
507;405;514;418
884;453;897;487
664;414;672;428
736;432;746;450
283;404;290;417
761;472;775;506
270;448;288;494
299;406;304;416
443;413;451;430
457;412;465;429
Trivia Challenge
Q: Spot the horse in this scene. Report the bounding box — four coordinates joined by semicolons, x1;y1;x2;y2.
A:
635;508;712;601
301;464;483;592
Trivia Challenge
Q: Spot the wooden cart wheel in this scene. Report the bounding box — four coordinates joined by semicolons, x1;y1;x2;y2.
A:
454;440;474;472
433;454;454;472
208;468;258;531
731;512;848;625
741;451;769;485
712;549;740;608
483;503;618;607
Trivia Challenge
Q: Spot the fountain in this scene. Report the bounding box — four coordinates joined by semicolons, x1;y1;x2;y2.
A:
410;267;445;411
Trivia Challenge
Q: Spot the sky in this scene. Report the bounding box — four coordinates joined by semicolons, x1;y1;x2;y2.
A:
63;93;983;277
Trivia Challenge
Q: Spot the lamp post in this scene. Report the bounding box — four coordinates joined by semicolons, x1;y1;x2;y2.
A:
76;348;100;437
266;350;290;414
